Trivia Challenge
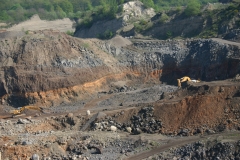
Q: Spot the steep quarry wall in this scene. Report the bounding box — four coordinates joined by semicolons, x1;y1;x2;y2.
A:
0;30;240;107
0;31;137;107
98;38;240;84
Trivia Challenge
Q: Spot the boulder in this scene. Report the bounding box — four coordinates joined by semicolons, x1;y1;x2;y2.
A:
126;127;132;133
110;126;117;132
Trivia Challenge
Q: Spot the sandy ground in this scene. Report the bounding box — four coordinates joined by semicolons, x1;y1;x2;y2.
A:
7;15;75;32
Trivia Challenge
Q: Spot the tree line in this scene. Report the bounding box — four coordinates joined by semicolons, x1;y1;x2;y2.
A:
0;0;219;24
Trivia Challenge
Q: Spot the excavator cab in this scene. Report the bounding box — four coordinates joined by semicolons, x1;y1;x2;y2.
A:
177;76;200;88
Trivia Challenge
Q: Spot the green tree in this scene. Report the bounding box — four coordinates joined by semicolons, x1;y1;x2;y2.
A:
0;11;10;21
59;0;73;13
55;5;66;18
184;0;201;16
107;0;118;18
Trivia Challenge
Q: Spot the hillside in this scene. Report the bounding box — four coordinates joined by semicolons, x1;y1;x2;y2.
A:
75;1;240;41
0;0;219;24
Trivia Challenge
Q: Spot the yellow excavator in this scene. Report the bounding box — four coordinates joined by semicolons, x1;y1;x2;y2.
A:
10;105;43;115
177;76;200;88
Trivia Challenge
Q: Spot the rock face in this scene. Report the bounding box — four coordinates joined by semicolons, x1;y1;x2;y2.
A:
0;30;240;107
75;19;124;38
145;16;204;39
74;1;156;38
0;30;126;107
99;37;240;84
122;1;156;21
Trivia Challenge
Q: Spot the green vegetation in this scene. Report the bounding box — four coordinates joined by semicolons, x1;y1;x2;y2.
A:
134;19;153;33
0;0;239;40
184;0;201;16
159;13;169;24
66;30;74;36
198;3;240;38
166;30;172;39
0;0;124;24
0;0;222;25
153;0;218;12
97;29;114;39
82;42;89;48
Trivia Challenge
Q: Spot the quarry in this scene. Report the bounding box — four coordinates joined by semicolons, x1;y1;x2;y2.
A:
0;1;240;160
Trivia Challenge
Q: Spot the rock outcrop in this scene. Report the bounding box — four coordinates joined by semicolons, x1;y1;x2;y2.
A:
98;37;240;84
74;1;156;38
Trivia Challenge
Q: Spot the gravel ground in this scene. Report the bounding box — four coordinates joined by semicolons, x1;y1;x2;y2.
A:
48;84;178;114
98;85;177;108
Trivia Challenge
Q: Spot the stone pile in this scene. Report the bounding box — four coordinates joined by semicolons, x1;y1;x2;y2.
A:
92;106;163;134
155;140;240;159
108;85;136;94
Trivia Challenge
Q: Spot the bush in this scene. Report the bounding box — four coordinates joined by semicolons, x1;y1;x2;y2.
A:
134;23;144;32
97;29;114;39
159;13;169;24
66;30;74;36
166;30;172;39
184;0;201;17
140;19;148;25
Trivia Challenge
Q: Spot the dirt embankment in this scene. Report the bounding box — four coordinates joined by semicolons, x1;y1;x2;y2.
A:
153;81;240;134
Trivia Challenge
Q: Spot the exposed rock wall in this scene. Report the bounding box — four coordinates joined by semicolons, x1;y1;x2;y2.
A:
98;38;240;84
0;31;132;107
144;16;205;39
74;19;124;38
0;30;240;107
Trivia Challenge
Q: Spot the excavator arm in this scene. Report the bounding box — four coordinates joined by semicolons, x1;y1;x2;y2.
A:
177;76;200;87
10;105;43;115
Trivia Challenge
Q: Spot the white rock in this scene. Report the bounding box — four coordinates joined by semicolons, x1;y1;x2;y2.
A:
94;123;101;129
86;110;90;116
32;154;39;160
110;126;117;132
126;127;132;133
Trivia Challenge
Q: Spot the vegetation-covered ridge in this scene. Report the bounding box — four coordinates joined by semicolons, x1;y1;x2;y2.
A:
0;0;219;24
131;1;240;40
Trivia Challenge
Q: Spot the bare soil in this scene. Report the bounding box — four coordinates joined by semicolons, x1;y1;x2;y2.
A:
6;15;75;32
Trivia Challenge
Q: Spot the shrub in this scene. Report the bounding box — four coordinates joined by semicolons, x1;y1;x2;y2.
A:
166;30;172;38
159;13;169;24
66;30;74;36
97;29;114;40
134;23;144;32
184;0;201;17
